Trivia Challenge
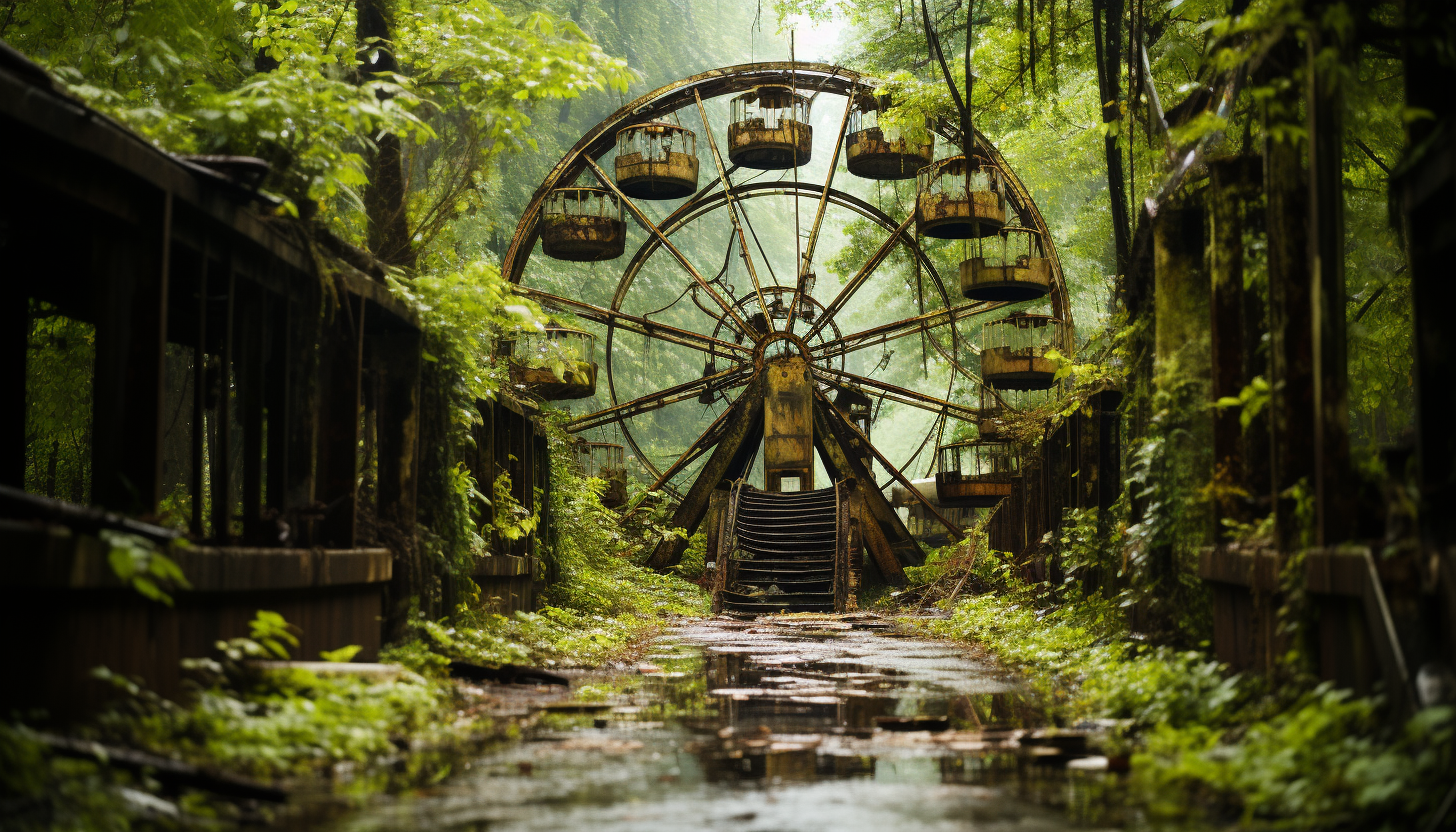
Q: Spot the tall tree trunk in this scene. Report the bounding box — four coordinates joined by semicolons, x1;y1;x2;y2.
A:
1029;0;1038;94
1017;0;1025;93
1048;0;1058;92
1093;0;1131;278
357;0;414;270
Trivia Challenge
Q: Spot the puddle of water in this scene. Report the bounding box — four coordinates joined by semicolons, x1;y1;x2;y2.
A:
336;615;1129;831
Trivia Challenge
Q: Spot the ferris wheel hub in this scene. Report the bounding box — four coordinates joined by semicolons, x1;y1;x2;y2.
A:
752;330;815;370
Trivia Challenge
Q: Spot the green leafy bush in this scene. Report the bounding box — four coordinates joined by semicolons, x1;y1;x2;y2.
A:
929;592;1454;827
81;611;471;782
1135;689;1455;829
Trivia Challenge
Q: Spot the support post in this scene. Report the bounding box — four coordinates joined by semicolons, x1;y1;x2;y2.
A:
210;268;235;541
811;391;920;582
263;293;291;527
1307;26;1353;547
91;192;170;515
1208;157;1261;525
376;323;421;530
239;280;266;544
646;372;765;570
284;291;321;538
3;277;28;489
1264;38;1316;553
1151;201;1212;602
1398;0;1456;662
316;295;364;547
763;356;814;491
191;244;208;536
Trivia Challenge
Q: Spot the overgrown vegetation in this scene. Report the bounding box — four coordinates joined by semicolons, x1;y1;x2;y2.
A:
3;439;706;825
908;488;1451;826
3;1;718;821
923;582;1454;829
3;609;480;828
7;0;1454;824
384;432;709;673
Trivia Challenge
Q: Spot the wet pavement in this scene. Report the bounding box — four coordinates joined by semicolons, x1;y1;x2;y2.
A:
340;614;1128;831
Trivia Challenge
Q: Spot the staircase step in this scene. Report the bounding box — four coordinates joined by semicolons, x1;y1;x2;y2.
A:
738;572;834;585
738;496;836;507
740;547;836;558
720;590;836;614
718;487;847;616
734;517;836;528
735;578;831;593
737;531;835;542
736;557;833;568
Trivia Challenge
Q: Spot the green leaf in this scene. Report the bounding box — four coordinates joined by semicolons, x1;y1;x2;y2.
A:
320;644;363;663
250;609;300;659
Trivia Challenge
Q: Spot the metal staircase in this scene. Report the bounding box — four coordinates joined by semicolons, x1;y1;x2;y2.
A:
714;482;853;614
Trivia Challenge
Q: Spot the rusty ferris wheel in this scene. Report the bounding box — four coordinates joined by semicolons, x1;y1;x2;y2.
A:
502;63;1074;612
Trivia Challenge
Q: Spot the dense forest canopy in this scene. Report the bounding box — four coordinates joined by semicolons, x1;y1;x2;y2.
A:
4;0;1413;451
1;1;1417;621
6;0;1414;496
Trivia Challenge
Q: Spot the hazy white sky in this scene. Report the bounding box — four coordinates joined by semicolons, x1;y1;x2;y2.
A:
785;13;847;61
768;11;849;64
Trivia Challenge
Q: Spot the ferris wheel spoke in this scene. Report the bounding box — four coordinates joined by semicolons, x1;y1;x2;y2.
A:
802;213;916;341
811;366;980;423
812;386;965;541
910;411;948;479
569;366;750;433
896;373;955;476
582;157;753;337
813;301;1003;362
693;90;774;331
640;398;739;495
787;87;856;332
516;287;750;357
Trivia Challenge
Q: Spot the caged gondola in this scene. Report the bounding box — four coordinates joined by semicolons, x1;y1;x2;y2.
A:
579;441;629;508
614;122;699;199
934;439;1020;508
727;85;813;170
960;226;1053;302
979;312;1064;391
915;152;1008;240
508;325;599;400
539;188;626;262
844;93;934;180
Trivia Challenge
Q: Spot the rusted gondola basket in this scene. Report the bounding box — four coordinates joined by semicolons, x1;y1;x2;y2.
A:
615;122;699;199
960;227;1053;302
915;153;1007;240
539;188;626;262
845;93;934;180
980;312;1063;391
934;439;1020;508
508;326;599;400
580;441;628;508
727;85;813;170
976;385;1054;440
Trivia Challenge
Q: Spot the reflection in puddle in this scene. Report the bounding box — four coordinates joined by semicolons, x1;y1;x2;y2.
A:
340;615;1129;832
